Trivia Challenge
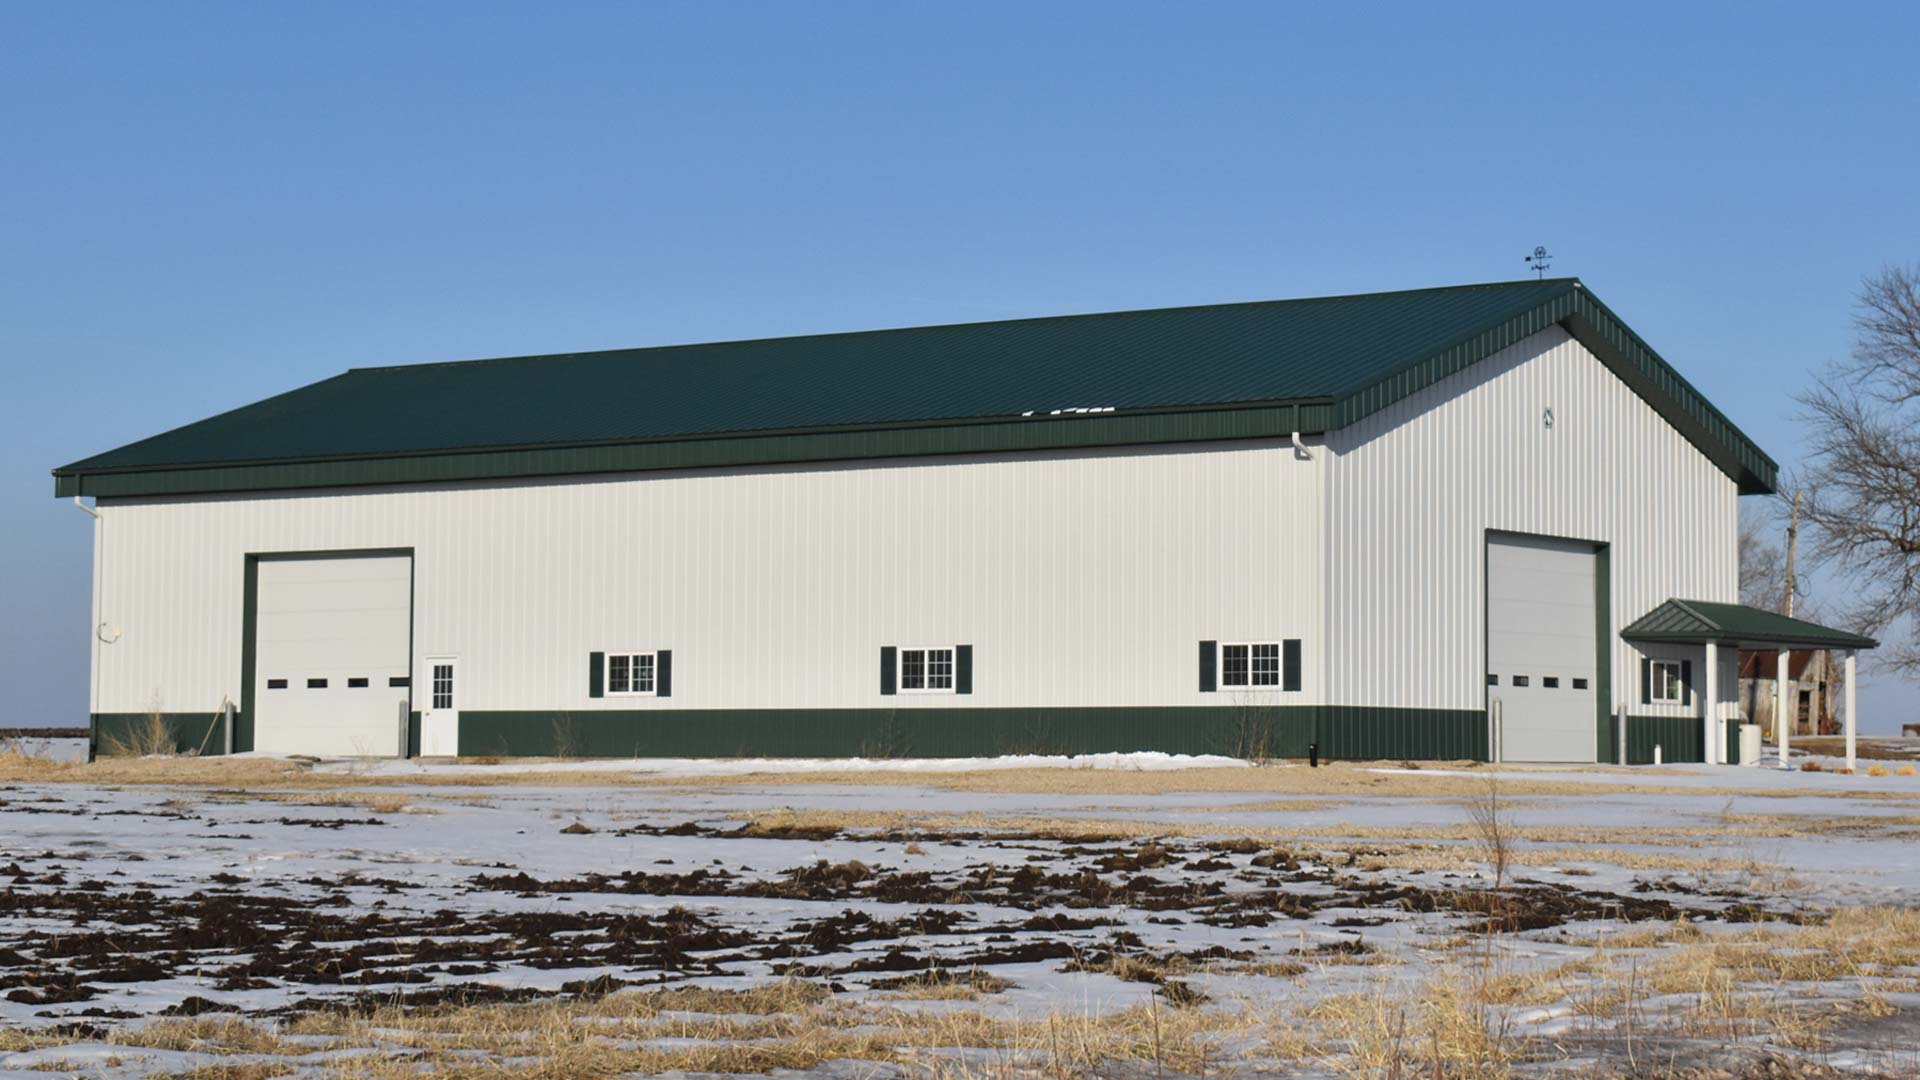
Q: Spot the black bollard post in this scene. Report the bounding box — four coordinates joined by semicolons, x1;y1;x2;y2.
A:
1309;742;1318;768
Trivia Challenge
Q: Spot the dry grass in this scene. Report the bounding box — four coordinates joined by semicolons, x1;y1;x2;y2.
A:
1311;976;1522;1079
108;1017;300;1056
735;804;1766;849
12;909;1916;1079
1797;737;1920;762
10;983;1263;1078
13;752;1920;806
153;1064;295;1080
0;1028;63;1052
97;708;180;759
206;789;424;815
1483;908;1920;1053
0;752;307;786
872;968;1014;1000
723;807;1785;875
1647;906;1920;994
281;988;1270;1078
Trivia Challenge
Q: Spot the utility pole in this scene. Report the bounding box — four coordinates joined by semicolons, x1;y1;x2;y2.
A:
1781;489;1802;743
1783;489;1801;617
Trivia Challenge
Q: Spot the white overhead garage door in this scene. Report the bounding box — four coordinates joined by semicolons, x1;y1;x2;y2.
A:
253;554;412;757
1487;535;1598;763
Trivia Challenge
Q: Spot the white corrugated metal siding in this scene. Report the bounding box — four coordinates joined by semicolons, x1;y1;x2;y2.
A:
1324;325;1738;717
90;441;1327;716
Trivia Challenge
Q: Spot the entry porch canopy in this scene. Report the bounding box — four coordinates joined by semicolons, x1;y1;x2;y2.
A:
1622;599;1878;770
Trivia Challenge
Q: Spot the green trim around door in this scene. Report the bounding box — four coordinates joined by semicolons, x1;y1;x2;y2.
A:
452;705;1486;761
1484;528;1611;765
237;558;258;752
1594;543;1614;763
239;547;414;755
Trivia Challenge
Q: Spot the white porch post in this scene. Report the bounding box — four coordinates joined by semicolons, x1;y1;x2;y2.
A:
1845;650;1858;774
1704;641;1719;764
1776;648;1791;769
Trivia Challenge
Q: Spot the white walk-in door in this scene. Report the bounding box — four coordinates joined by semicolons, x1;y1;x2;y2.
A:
253;554;412;756
1486;535;1598;763
419;657;460;756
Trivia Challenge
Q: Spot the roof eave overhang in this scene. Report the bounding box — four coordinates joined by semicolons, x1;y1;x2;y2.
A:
1621;630;1879;651
51;281;1780;500
53;398;1340;500
1331;284;1776;496
1620;599;1878;651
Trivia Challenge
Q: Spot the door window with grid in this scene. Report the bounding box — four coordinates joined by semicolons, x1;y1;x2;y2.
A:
431;663;455;710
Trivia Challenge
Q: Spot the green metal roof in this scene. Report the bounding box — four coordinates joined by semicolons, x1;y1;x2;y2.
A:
1621;600;1878;650
53;278;1778;498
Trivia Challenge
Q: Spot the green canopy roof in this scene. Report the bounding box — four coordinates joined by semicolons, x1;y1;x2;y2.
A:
1621;599;1877;650
53;278;1777;499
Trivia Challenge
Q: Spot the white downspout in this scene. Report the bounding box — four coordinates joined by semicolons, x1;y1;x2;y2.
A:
1776;648;1791;769
1291;431;1313;460
72;497;110;758
74;498;117;645
1844;651;1858;775
1704;641;1719;765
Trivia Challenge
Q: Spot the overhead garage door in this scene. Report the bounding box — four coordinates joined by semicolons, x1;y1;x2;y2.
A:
1487;535;1597;763
253;554;412;756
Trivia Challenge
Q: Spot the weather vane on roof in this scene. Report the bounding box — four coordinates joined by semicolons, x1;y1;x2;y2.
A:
1525;246;1553;279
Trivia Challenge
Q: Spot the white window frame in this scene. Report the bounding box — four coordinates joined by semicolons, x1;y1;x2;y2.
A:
1220;642;1285;690
1649;659;1684;705
898;645;957;694
605;650;660;697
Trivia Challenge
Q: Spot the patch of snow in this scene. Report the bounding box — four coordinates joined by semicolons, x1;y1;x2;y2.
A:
0;736;87;763
310;750;1254;778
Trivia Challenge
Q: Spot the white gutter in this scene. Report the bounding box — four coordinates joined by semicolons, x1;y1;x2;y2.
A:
72;497;117;645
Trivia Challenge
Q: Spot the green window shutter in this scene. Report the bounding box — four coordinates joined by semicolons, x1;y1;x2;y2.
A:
657;650;672;698
589;652;604;699
1283;639;1302;692
956;645;973;695
1199;641;1217;693
1640;658;1651;705
880;646;897;695
1680;660;1693;706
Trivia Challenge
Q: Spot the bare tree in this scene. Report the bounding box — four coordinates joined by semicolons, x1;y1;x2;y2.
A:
1738;512;1788;613
1794;265;1920;674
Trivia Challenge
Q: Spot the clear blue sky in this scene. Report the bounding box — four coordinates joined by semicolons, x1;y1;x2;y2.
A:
4;3;1916;732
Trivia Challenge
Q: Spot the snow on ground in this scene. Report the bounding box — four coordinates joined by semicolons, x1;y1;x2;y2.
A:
0;737;84;763
310;749;1253;777
3;756;1920;1075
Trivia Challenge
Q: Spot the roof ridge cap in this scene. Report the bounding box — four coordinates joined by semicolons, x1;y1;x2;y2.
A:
1667;598;1722;632
340;279;1581;375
